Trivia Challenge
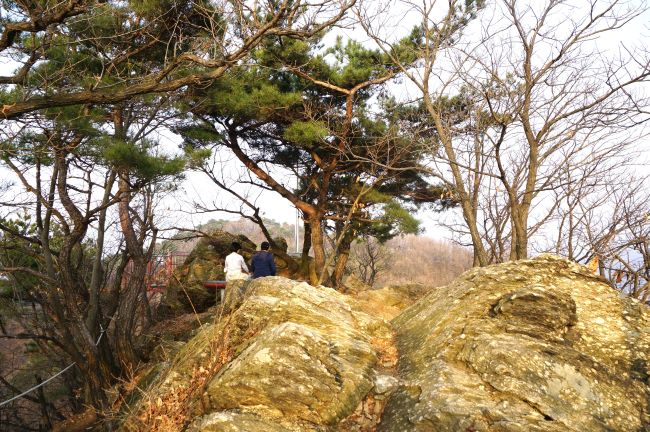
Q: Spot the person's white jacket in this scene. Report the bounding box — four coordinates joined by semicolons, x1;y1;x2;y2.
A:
224;252;249;281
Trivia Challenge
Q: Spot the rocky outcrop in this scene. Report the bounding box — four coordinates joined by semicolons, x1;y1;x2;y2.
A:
122;255;650;432
121;277;409;431
383;254;650;432
164;230;254;312
165;230;297;312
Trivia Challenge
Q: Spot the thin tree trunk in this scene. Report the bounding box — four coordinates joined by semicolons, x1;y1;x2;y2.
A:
86;171;116;334
511;206;529;260
113;174;147;369
332;233;352;290
424;100;489;266
35;375;52;430
70;323;112;408
300;221;312;278
309;217;330;285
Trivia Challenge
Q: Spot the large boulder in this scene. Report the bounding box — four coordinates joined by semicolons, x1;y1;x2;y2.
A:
381;254;650;432
120;277;402;431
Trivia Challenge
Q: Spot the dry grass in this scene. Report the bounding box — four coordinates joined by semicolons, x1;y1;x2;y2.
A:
119;290;266;432
120;313;236;431
132;347;233;431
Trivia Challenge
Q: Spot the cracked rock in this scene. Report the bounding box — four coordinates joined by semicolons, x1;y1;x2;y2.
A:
380;254;650;432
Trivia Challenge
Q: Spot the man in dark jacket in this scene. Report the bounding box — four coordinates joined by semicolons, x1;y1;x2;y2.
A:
250;241;277;278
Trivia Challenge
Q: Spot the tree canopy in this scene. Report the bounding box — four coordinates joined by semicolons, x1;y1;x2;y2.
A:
177;31;447;284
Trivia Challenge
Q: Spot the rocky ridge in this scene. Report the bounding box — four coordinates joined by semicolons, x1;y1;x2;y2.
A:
120;255;650;431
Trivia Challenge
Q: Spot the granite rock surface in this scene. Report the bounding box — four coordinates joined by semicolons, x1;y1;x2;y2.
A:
121;255;650;432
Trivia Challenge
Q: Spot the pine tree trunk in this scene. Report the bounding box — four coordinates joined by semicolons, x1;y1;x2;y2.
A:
309;218;331;286
114;257;147;369
332;232;353;290
69;323;113;408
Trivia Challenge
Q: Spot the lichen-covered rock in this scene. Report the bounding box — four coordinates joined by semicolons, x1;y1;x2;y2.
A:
220;278;249;313
272;236;288;253
187;411;293;432
204;321;375;424
380;254;650;432
121;277;395;431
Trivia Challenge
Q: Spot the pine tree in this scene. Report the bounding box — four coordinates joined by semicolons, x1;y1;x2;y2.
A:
178;33;448;287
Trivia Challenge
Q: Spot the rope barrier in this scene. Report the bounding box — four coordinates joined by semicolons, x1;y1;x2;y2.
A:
0;324;107;408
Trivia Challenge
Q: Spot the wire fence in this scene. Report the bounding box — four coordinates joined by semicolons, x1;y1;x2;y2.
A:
0;325;107;408
0;252;189;410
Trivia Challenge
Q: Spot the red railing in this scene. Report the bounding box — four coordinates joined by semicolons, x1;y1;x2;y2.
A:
122;253;190;292
123;252;228;295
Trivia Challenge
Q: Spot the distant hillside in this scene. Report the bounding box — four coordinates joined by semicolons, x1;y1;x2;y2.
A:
159;218;300;254
378;235;473;287
160;218;471;288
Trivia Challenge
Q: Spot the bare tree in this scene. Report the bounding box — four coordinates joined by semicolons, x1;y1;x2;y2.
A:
474;0;650;260
350;236;391;286
358;0;493;265
360;0;650;264
542;171;650;299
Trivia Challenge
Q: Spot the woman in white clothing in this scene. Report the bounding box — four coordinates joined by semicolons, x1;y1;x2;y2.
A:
224;242;249;281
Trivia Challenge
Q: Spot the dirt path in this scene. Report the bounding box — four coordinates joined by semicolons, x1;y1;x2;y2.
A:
337;328;400;432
